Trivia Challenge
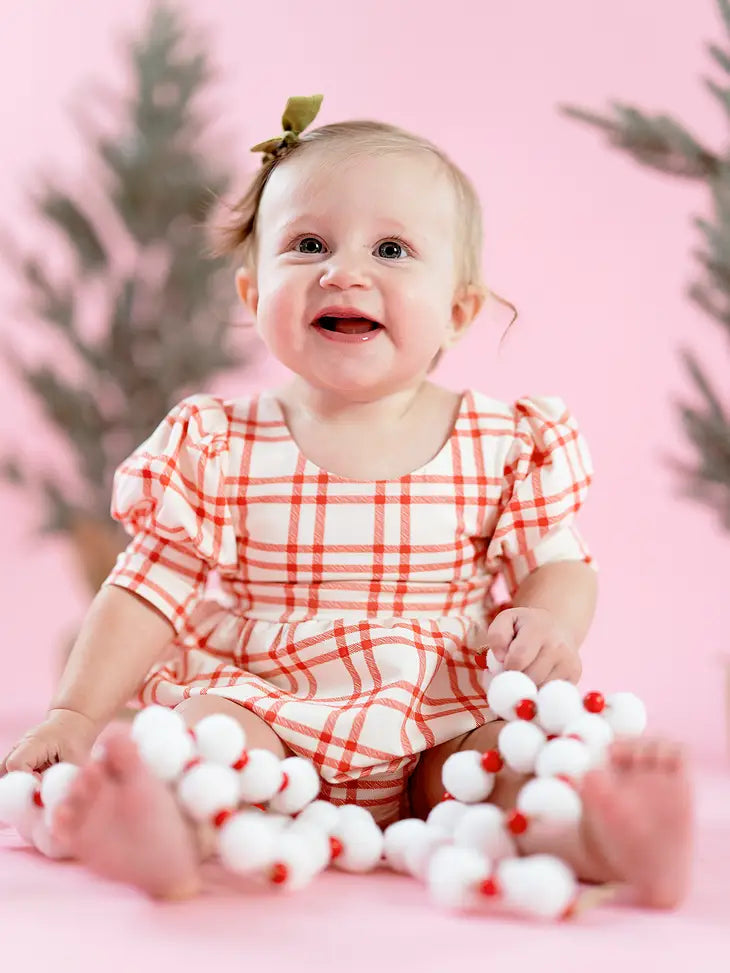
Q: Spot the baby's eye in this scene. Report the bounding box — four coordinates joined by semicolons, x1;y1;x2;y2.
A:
296;237;325;254
376;240;407;260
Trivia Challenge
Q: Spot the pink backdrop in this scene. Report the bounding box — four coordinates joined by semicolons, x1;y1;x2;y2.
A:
1;0;727;764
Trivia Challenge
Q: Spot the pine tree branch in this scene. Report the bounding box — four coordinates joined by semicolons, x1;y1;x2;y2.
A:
719;0;730;38
33;188;108;272
560;103;719;178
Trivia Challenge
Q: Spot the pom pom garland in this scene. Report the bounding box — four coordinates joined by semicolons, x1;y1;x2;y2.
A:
498;720;547;773
515;776;583;828
441;750;496;803
485;671;539;721
177;763;241;825
534;737;592;780
237;749;285;804
535;680;584;735
426;845;578;920
3;673;645;922
267;757;320;814
0;771;40;828
452;804;517;862
192;714;247;767
603;693;647;737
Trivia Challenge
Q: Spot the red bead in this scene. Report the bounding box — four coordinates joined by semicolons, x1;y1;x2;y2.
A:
32;789;44;808
547;734;559;741
329;836;344;860
514;698;536;721
441;791;454;802
479;876;500;897
212;808;233;829
270;862;288;885
278;772;289;793
183;757;201;773
480;750;503;773
560;898;578;921
506;810;528;835
583;691;605;714
474;651;488;670
232;751;249;771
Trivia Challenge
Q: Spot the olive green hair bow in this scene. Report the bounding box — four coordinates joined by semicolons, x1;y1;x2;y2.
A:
250;94;324;165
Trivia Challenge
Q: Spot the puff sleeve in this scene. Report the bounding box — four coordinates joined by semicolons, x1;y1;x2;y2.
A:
103;395;238;632
485;397;595;597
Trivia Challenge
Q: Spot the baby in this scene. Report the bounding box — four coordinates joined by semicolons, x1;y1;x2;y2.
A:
2;96;691;906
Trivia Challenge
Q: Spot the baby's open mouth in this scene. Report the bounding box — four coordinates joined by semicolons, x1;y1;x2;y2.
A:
314;316;382;334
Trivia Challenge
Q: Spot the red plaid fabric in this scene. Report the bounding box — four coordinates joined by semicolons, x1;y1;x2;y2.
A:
105;391;594;824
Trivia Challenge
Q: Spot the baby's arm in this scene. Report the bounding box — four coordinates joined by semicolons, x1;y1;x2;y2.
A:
2;585;174;774
487;561;598;685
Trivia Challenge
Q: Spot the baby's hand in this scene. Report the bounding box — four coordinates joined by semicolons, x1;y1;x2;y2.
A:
1;708;101;776
486;607;581;687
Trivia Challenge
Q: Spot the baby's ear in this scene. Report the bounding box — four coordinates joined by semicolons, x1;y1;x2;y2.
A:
235;268;259;314
448;283;486;341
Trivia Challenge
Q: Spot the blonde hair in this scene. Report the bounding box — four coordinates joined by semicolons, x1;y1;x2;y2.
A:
211;119;516;325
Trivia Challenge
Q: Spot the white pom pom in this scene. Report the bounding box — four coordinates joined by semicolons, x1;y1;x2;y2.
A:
427;845;491;911
426;799;470;835
332;805;384;873
39;763;79;821
131;705;186;743
487;671;538;721
498;720;547;773
603;692;647;737
0;771;38;828
286;819;332;872
517;777;582;825
267;757;320;814
486;648;504;673
136;729;195;783
238;749;285;804
535;680;584;735
496;854;576;919
30;815;72;860
383;818;430;873
442;750;495;803
535;737;591;781
295;799;341;834
563;714;614;765
218;810;277;876
268;830;325;890
177;763;240;823
452;804;516;862
402;825;450;880
193;714;247;766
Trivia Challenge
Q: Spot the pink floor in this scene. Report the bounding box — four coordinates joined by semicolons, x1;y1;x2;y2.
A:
1;732;728;971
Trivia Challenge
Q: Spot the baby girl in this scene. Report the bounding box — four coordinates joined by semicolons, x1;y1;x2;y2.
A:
2;96;691;906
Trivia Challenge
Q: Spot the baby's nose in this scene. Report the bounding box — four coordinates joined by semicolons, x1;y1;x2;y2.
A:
319;255;371;289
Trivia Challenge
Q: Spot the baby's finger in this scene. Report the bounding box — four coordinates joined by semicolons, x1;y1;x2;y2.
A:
4;740;49;775
503;631;541;673
486;610;518;662
522;647;555;687
549;653;582;684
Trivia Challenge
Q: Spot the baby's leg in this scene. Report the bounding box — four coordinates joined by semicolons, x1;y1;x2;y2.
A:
52;696;287;899
410;723;692;909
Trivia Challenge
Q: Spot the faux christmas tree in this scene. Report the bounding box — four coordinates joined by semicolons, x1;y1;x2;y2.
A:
2;1;248;592
561;0;730;530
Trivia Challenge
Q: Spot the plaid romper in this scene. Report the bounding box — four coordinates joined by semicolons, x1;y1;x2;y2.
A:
105;390;594;825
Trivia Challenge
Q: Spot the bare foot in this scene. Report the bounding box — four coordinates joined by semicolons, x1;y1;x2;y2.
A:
580;738;693;909
51;732;201;899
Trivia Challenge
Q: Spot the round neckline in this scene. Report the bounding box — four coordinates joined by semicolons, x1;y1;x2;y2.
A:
262;389;471;483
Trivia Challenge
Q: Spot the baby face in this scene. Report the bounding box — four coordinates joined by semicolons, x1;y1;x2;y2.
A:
241;147;470;399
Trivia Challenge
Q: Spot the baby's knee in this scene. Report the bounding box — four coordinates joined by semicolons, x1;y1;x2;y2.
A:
174;697;290;759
